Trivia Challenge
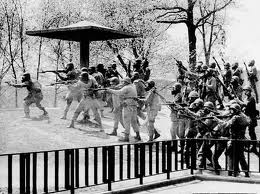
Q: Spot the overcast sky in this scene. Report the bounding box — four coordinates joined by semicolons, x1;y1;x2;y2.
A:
225;0;260;65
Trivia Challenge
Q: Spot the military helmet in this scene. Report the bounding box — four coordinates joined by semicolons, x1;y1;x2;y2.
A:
231;76;239;83
22;73;31;82
204;101;215;110
224;63;230;68
243;85;252;92
80;72;89;80
194;98;204;106
173;82;182;91
232;62;238;69
229;103;241;113
202;65;208;71
248;60;255;66
110;77;119;85
188;91;199;98
147;80;155;88
66;62;74;69
81;67;89;72
209;62;216;69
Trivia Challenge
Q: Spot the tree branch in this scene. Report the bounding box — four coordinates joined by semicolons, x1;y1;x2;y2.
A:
195;0;233;27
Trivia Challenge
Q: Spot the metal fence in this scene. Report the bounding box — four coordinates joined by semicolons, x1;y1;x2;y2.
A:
0;138;259;194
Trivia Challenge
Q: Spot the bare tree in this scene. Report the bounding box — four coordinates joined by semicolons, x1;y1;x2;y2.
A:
156;0;233;70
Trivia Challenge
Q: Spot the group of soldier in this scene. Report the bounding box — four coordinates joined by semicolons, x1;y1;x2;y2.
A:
7;57;259;177
170;59;259;177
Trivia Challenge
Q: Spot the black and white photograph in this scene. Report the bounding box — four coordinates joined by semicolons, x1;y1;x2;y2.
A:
1;0;260;193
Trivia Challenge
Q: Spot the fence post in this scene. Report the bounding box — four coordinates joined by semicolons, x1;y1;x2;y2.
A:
25;154;31;194
140;144;145;185
20;154;25;194
190;139;197;175
166;141;172;179
108;146;115;191
70;149;75;194
65;150;70;190
8;155;12;194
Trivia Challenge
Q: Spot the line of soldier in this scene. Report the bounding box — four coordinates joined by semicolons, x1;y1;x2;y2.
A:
171;59;259;177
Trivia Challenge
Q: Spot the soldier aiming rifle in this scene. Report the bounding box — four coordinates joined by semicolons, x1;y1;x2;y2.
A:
6;73;48;118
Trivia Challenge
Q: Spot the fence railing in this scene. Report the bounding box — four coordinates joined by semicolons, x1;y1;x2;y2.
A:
0;138;259;194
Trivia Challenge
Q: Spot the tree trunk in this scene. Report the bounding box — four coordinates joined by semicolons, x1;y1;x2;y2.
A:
205;51;210;66
187;25;197;71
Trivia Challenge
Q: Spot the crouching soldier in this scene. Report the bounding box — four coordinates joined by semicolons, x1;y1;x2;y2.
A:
8;73;48;118
68;72;102;130
107;77;141;142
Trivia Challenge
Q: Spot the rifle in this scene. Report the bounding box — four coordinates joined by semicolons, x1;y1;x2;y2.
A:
194;114;232;121
243;62;250;79
39;70;66;74
212;56;222;72
214;76;234;99
46;80;77;86
174;58;188;71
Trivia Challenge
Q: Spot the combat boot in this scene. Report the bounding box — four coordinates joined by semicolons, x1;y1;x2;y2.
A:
118;135;129;142
153;130;161;140
68;120;75;128
109;129;117;136
134;132;141;141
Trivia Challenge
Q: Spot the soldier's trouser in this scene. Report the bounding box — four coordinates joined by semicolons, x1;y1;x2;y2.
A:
24;94;46;116
122;105;139;136
212;141;226;169
170;119;187;151
63;91;82;118
228;141;248;174
251;81;259;103
72;97;102;126
147;109;158;140
113;106;124;130
248;122;257;148
184;127;198;165
170;119;187;140
197;139;213;166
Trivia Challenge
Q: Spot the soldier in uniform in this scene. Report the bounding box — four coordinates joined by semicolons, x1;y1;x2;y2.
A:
107;77;141;142
8;73;48;118
224;103;250;177
131;72;147;121
205;69;217;105
223;63;232;88
183;98;204;167
236;86;258;153
68;72;102;130
229;76;243;100
54;63;81;119
169;82;188;142
139;80;161;141
108;77;125;136
248;60;258;103
197;101;219;168
232;62;243;85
